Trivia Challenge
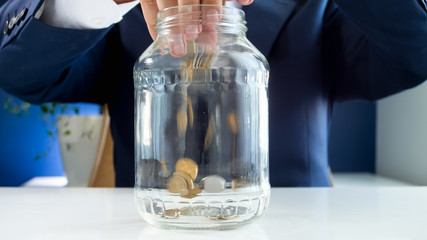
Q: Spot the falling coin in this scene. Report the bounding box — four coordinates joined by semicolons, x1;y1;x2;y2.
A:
187;97;194;128
161;159;169;178
204;114;216;151
177;108;188;137
228;112;238;134
175;158;198;180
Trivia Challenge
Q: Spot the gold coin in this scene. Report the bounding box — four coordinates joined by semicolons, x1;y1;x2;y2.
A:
220;216;239;220
174;171;194;190
189;187;202;195
181;187;202;199
161;159;169;178
231;178;250;190
204;115;216;151
175;158;198;180
167;174;189;195
187;97;194;128
228;112;238;134
179;207;191;216
177;109;188;137
163;209;180;218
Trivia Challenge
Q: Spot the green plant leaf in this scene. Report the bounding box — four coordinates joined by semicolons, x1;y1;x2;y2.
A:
21;102;31;110
3;97;11;109
8;106;20;114
40;105;49;113
60;105;66;114
64;130;71;135
72;106;79;114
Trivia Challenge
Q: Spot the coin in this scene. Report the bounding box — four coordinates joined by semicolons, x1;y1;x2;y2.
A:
177;109;188;137
189;187;202;195
167;174;189;195
161;159;169;178
175;158;198;180
231;178;250;190
187;97;194;128
163;209;180;219
201;175;226;193
228;112;238;134
174;171;194;190
179;207;191;216
204;114;216;151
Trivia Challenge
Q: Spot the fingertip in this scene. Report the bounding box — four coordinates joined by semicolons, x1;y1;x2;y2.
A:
184;24;202;41
237;0;253;6
170;35;187;57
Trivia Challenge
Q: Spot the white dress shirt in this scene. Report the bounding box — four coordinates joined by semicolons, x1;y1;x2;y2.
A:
36;0;139;29
36;0;241;30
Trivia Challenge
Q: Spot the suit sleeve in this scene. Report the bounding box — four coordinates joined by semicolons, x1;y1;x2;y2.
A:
0;0;123;104
325;0;427;101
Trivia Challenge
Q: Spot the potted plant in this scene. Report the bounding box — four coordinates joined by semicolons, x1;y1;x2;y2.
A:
3;96;104;187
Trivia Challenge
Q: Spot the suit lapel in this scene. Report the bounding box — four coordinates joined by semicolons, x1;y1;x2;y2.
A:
244;0;297;57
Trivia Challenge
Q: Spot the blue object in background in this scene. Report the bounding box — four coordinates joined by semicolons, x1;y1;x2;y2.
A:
328;101;376;173
0;89;100;186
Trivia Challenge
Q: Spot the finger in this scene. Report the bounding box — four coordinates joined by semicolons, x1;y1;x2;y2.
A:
156;0;189;57
178;1;202;40
200;0;222;54
201;0;222;26
139;0;160;39
236;0;253;5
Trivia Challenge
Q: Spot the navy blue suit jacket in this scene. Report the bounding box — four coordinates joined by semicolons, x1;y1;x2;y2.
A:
1;0;427;187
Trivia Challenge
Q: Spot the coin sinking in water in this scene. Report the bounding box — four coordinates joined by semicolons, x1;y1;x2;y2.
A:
177;109;188;137
175;158;198;180
204;114;216;151
228;112;238;134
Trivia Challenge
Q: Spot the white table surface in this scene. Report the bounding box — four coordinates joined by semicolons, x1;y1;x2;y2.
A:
0;187;426;240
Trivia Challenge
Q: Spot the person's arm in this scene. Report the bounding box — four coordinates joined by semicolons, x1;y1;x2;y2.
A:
325;0;427;101
0;0;134;104
38;0;138;29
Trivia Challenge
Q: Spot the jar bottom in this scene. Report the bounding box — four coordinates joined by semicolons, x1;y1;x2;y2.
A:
134;187;270;230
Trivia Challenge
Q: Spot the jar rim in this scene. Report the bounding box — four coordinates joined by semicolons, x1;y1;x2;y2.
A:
156;4;247;34
158;4;245;18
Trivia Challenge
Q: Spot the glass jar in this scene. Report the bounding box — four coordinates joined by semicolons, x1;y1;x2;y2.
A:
134;4;270;230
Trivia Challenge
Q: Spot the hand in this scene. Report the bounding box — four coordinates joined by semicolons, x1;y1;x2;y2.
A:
139;0;254;57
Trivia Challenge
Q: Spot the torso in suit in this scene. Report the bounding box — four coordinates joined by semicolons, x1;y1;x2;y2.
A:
1;0;427;187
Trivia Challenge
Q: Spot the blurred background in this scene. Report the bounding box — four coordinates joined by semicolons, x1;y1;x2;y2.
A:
1;80;427;187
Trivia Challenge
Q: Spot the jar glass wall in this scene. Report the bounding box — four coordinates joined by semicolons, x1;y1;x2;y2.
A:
134;5;270;229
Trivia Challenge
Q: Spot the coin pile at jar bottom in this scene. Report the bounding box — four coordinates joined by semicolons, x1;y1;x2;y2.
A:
161;207;241;221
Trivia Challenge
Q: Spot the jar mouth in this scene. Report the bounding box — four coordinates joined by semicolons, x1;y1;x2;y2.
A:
155;4;246;34
157;4;245;20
